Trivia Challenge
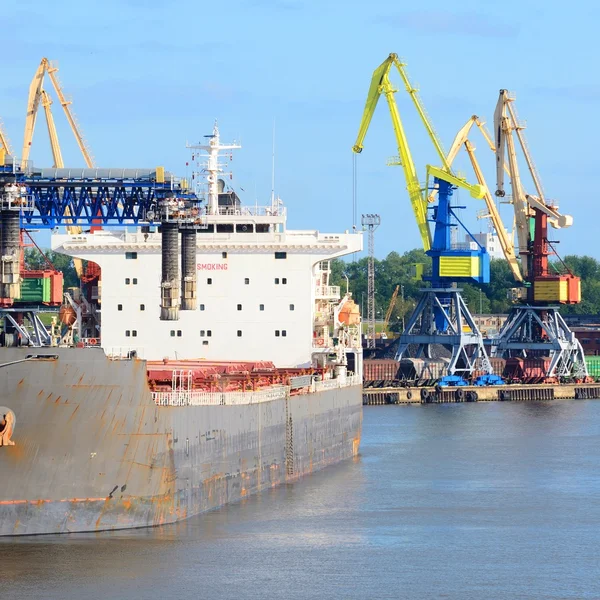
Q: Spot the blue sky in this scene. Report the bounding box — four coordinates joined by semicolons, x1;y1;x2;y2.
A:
3;0;598;259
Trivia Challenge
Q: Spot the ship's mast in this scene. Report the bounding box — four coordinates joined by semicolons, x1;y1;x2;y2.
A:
187;122;241;215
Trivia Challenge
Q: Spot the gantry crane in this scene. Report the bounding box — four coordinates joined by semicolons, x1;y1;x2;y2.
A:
353;54;493;380
21;58;97;279
490;89;586;380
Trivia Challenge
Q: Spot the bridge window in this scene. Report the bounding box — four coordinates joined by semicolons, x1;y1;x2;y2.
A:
207;278;212;285
237;330;242;337
275;330;280;337
260;304;265;311
118;304;122;311
275;278;279;284
200;330;205;337
275;252;287;259
133;278;138;285
125;330;131;337
132;330;137;337
125;252;138;260
202;340;209;346
237;304;242;311
170;330;175;337
222;251;228;258
282;278;287;284
125;278;130;284
177;330;182;337
245;278;250;285
200;304;205;311
140;304;145;311
282;330;287;337
289;304;294;311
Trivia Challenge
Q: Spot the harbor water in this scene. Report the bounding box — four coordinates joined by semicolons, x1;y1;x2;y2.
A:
2;400;599;599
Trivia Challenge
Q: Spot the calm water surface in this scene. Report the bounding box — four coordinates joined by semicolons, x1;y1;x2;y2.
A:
2;401;600;599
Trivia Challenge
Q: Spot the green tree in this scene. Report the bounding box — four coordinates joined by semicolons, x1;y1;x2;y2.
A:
24;248;79;288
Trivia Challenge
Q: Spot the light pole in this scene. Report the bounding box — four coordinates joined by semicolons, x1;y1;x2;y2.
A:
342;271;349;296
361;292;365;319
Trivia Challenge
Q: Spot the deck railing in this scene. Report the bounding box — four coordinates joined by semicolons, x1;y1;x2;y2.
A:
152;374;362;406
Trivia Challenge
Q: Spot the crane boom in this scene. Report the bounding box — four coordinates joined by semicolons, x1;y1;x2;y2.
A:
22;57;95;170
444;116;522;282
352;54;432;250
41;90;64;169
22;58;48;168
46;64;94;168
383;285;399;331
0;119;13;157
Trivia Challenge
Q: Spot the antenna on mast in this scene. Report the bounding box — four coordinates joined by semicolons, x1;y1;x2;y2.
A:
271;118;276;206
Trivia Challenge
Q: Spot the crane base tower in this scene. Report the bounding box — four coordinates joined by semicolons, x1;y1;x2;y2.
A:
491;305;587;379
396;287;492;379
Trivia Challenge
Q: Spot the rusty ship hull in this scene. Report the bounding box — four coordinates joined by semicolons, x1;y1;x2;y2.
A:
0;348;362;536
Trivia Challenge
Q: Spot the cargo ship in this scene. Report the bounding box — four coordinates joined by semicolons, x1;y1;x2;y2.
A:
0;125;363;536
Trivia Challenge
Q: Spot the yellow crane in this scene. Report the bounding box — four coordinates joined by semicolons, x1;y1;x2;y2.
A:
22;58;94;169
352;53;483;252
0;119;13;161
383;284;400;332
21;58;96;279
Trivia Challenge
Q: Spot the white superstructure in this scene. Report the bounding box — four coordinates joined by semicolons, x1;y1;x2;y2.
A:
52;125;363;373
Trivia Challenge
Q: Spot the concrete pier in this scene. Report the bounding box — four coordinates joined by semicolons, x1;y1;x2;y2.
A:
363;384;600;405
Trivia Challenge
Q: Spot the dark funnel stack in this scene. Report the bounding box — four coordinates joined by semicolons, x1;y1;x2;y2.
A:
180;229;197;311
160;222;180;320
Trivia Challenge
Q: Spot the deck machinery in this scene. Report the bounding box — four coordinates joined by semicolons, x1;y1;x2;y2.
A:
353;54;493;380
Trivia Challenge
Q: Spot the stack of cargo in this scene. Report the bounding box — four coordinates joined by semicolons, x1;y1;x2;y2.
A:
17;270;63;305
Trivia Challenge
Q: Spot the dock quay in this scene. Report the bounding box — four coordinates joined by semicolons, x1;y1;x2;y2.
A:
363;384;600;405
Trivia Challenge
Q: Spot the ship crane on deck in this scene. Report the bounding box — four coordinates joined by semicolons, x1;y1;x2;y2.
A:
352;53;493;380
